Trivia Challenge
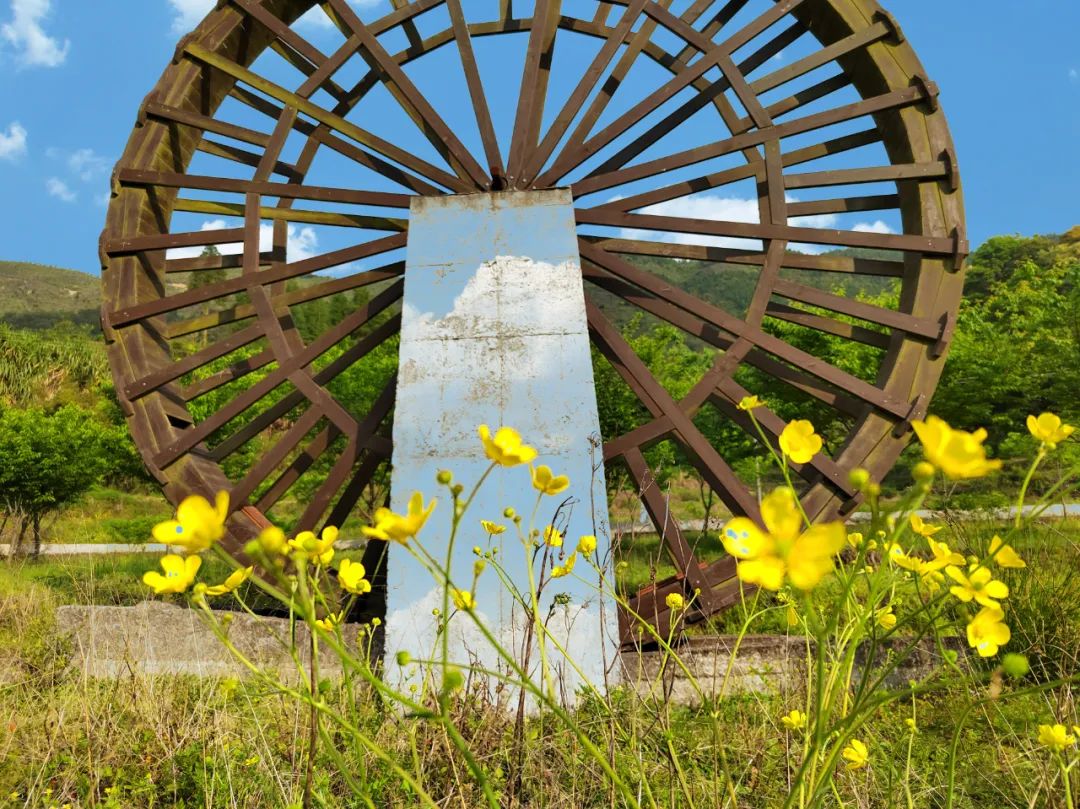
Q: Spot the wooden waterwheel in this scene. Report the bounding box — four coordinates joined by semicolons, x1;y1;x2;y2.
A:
101;0;966;642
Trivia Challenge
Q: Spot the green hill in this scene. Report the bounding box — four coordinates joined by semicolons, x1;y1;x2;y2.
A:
0;261;101;330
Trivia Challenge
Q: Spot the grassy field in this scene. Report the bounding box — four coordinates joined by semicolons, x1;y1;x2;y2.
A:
4;488;1080;806
2;524;1079;807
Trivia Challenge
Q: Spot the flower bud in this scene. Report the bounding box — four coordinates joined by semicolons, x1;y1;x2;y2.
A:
244;540;262;557
849;468;871;490
396;650;412;667
443;666;464;692
912;461;935;483
451;483;464;496
1001;653;1029;679
503;507;516;519
436;469;453;485
473;559;487;578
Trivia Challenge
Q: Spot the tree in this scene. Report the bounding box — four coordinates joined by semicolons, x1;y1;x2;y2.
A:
0;405;109;556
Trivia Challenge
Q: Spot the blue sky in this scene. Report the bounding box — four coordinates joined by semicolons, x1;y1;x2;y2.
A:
0;0;1076;275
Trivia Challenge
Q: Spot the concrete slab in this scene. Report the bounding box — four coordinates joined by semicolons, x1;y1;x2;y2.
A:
55;601;361;682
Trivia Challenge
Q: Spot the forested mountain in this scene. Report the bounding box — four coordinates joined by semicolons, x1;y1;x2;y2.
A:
0;261;101;330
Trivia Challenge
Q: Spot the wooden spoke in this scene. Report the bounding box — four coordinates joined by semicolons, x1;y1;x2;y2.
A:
165;263;404;340
184;42;471;193
294;381;397;530
124;323;265;402
572;83;934;196
446;0;504;182
522;0;648;184
507;0;562;186
143;100;272;148
581;234;904;276
576;208;959;256
107;233;406;327
196;138;303;182
118;169;413;207
208;315;401;462
588;301;761;522
579;241;914;419
326;0;490;189
151;283;402;469
535;0;674;187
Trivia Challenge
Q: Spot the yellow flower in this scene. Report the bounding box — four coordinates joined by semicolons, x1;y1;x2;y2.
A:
480;520;506;535
577;534;597;555
203;566;253;597
721;488;846;591
362;493;436;544
1037;723;1076;751
338;558;371;595
315;611;344;632
531;465;569;496
451;588;475;611
904;718;918;733
142;554;201;595
543;525;563;547
551;553;578;579
909;514;942;538
152;491;229;553
925;538;965;571
256;525;288;556
846;531;877;552
778;420;822;464
946;565;1008;609
841;738;869;770
911;416;1002;480
1027;412;1075;449
665;593;685;611
887;542;919;570
781;709;807;730
288;525;338;565
738;395;764;411
477;424;537;467
966;606;1010;657
875;606;897;631
988;536;1025;568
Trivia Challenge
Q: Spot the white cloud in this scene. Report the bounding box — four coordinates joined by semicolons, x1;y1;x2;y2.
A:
167;0;213;34
67;147;109;181
1;0;69;68
166;218;319;262
0;121;27;160
171;0;385;34
852;220;895;235
45;176;76;202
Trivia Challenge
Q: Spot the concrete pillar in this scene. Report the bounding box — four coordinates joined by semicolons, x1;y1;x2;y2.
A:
383;190;617;705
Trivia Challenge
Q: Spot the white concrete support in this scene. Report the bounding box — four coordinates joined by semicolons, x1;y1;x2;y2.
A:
384;190;617;705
